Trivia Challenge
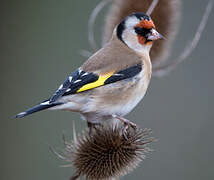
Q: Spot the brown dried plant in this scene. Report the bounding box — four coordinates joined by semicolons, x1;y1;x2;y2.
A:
52;124;155;180
83;0;213;77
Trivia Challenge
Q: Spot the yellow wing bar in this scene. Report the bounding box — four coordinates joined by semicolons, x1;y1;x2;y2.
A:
77;72;114;93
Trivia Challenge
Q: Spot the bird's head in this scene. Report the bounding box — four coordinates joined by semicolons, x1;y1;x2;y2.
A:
116;12;164;53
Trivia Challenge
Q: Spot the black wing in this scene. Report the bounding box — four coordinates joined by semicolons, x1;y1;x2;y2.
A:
49;69;98;103
49;64;142;103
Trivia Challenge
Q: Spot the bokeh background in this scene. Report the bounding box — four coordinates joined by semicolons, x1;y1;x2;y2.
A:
1;0;214;179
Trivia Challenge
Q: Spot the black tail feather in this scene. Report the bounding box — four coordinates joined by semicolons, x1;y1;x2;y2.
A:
14;101;62;118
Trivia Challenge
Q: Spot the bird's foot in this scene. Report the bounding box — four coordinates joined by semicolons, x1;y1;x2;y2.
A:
112;115;137;140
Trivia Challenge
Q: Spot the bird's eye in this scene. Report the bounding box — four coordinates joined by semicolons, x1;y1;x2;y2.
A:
135;27;144;34
134;27;150;37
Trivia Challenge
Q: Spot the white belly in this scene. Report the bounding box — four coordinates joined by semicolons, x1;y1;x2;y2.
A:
109;71;150;116
81;70;151;117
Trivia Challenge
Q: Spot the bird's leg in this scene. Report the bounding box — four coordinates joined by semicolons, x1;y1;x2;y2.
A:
112;115;137;140
87;121;101;136
87;122;94;136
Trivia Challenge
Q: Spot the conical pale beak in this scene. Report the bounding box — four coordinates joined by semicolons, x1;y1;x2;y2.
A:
147;28;165;41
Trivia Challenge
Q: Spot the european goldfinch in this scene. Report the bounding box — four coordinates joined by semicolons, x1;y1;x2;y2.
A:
15;13;163;134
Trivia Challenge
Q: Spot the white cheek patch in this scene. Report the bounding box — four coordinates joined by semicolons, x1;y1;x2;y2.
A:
122;28;142;51
125;16;139;29
121;15;152;54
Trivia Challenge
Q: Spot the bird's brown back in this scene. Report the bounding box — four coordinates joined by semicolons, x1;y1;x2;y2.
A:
81;36;143;74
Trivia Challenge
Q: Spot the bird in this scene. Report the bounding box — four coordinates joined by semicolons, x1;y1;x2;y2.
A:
14;12;164;136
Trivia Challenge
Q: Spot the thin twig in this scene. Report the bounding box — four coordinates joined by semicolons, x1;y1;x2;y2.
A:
153;0;213;77
73;121;78;145
88;0;112;51
49;146;67;160
83;0;159;57
80;0;111;58
146;0;159;15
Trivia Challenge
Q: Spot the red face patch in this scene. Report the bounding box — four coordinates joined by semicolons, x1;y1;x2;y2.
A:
137;35;146;45
135;19;155;45
135;19;155;29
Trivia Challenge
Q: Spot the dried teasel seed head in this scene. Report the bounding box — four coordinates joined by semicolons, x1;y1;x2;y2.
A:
102;0;181;66
61;125;155;180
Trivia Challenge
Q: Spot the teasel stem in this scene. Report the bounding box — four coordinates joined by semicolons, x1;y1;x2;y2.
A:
88;0;112;51
87;0;160;53
153;0;213;76
146;0;159;15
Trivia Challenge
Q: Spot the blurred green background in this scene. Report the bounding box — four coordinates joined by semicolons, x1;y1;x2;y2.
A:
1;0;214;179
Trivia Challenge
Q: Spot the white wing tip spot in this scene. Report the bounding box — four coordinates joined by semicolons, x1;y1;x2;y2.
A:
40;101;50;105
74;79;82;83
81;72;89;76
78;69;82;74
114;73;123;76
17;112;27;117
66;88;71;92
58;84;63;90
69;76;73;82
